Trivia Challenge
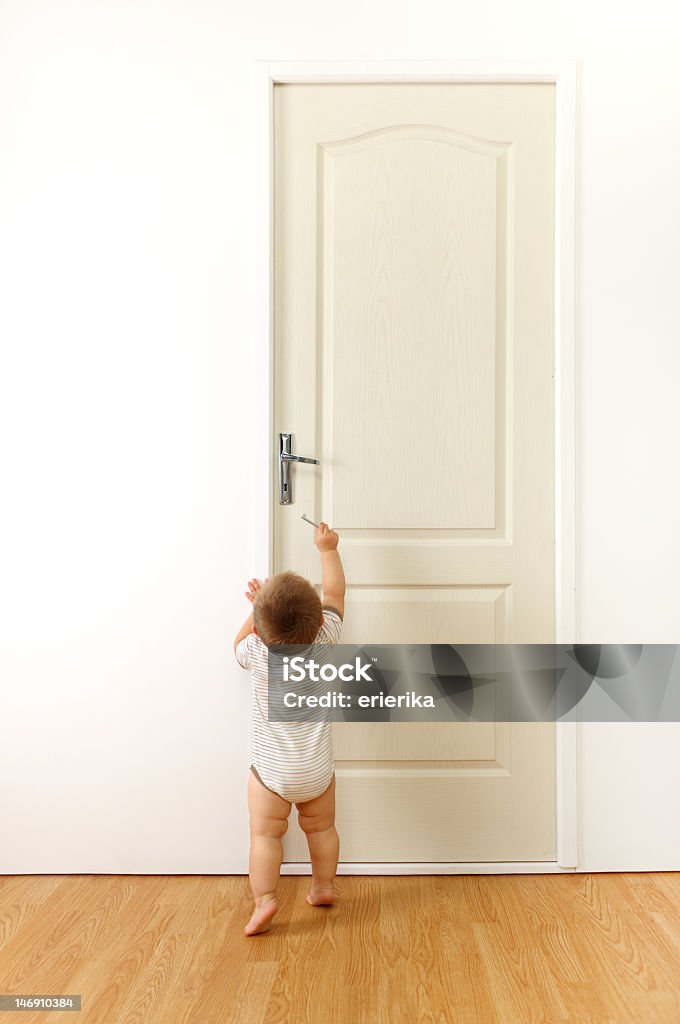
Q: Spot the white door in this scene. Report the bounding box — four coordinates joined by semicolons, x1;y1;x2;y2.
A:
273;83;556;863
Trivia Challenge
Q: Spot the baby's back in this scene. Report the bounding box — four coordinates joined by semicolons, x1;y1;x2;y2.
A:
236;609;343;804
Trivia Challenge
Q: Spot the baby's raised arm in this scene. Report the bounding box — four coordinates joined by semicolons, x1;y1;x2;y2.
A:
233;577;262;653
315;523;345;619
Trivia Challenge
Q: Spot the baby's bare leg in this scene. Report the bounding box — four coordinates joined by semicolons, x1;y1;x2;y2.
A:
245;769;291;935
296;775;339;906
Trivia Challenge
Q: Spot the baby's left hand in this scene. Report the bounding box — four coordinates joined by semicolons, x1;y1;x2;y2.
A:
245;578;268;603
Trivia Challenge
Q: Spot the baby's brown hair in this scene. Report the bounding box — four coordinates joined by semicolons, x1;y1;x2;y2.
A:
253;571;323;647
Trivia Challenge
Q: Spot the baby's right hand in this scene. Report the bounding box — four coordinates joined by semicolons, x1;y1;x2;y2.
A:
315;522;339;552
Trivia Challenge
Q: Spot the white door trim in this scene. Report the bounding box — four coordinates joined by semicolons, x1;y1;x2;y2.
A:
281;862;578;876
250;59;579;871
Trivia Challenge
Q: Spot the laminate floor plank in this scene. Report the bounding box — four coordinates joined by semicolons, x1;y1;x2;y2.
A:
0;873;679;1024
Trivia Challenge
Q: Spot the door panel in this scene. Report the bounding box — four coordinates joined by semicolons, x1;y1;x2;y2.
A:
273;83;556;862
321;125;500;529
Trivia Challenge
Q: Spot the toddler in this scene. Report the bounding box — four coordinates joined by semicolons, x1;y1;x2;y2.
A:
233;522;345;935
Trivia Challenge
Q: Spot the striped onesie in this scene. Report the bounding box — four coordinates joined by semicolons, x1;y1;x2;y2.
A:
235;608;343;804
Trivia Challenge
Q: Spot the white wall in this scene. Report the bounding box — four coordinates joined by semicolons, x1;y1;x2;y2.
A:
1;0;678;873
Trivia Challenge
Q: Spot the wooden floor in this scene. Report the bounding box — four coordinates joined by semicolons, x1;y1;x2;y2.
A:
1;873;679;1023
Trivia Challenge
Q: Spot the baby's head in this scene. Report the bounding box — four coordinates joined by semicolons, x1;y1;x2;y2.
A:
252;571;323;647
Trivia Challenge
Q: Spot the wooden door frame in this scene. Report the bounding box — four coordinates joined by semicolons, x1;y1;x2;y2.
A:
251;59;579;873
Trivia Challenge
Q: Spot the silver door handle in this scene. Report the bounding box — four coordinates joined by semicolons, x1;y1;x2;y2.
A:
279;433;319;504
280;453;319;464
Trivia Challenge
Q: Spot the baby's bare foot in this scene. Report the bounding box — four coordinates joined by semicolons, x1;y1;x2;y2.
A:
306;886;334;907
244;898;278;935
